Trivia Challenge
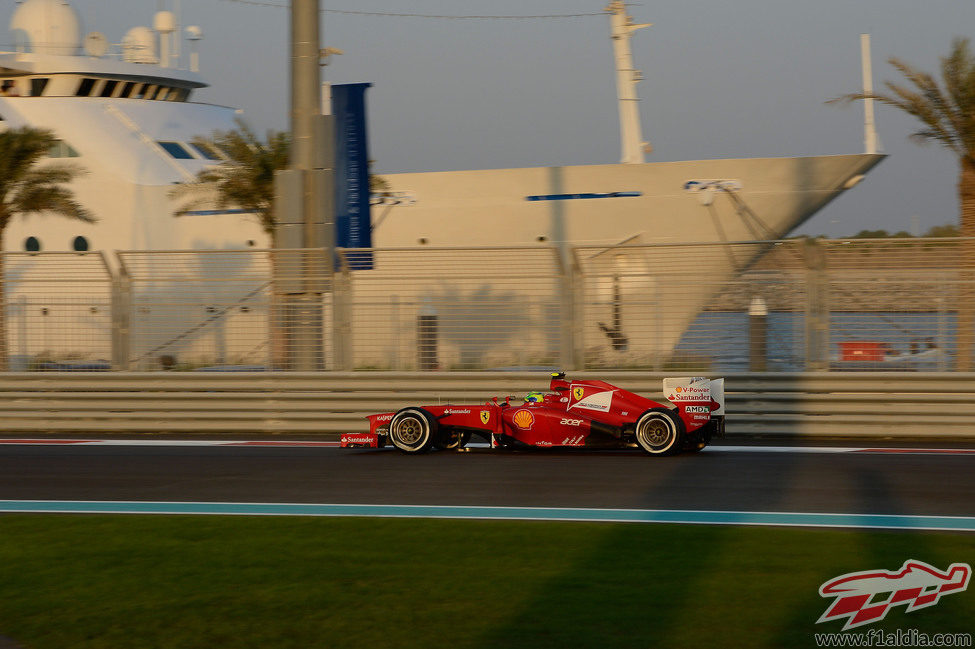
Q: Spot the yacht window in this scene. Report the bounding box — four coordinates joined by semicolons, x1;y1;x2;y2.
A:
100;80;119;97
76;78;96;96
133;84;147;99
155;87;170;100
30;78;49;96
120;82;136;98
144;85;159;100
24;237;41;252
157;141;194;159
190;142;222;160
73;236;90;252
48;140;80;158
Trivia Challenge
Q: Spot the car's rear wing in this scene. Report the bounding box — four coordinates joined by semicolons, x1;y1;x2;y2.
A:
663;376;725;417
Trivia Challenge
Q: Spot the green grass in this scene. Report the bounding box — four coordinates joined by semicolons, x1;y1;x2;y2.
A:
0;516;972;648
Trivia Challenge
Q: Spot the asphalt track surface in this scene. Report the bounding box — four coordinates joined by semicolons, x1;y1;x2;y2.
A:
0;442;972;518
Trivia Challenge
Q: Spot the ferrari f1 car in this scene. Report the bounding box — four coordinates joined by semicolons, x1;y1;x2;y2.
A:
341;373;724;456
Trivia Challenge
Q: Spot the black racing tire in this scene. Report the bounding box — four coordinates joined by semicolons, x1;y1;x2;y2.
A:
388;408;438;453
634;409;683;456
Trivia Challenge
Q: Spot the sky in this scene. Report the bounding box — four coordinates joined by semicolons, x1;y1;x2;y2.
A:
9;0;975;237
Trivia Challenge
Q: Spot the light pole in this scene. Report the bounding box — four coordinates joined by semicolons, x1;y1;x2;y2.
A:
274;0;335;370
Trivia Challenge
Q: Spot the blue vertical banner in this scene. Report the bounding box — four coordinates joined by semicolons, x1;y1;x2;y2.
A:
331;82;373;270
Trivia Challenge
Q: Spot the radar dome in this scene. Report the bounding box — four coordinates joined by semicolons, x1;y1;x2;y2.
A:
9;0;83;56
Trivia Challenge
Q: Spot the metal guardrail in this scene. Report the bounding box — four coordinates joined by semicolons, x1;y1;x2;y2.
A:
1;372;972;438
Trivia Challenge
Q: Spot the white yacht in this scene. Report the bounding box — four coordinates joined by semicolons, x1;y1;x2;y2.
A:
0;0;885;370
0;0;264;255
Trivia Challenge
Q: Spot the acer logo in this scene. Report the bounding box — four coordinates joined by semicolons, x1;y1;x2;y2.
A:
560;418;583;426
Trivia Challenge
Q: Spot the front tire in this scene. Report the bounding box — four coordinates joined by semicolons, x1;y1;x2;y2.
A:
389;408;437;453
634;410;683;456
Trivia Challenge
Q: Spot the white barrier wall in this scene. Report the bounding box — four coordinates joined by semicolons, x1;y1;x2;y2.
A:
1;371;972;437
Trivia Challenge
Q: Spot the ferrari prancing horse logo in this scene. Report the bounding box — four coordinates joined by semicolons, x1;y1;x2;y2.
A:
480;410;490;425
572;386;585;401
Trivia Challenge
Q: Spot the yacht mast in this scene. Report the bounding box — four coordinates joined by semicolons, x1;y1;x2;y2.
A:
606;1;651;164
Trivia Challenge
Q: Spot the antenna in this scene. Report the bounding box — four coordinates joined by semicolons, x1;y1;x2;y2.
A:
154;11;176;68
186;25;202;72
606;1;651;164
174;0;182;68
860;34;879;155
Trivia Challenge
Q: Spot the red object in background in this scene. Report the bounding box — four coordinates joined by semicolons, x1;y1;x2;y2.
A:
839;341;887;362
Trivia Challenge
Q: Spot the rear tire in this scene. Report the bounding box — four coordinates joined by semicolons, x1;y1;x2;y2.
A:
634;410;683;456
389;408;437;453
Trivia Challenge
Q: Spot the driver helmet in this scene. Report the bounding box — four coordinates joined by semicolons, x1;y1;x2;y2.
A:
524;391;545;404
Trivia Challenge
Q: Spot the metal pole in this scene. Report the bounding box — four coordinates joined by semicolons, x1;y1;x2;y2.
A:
606;1;651;163
860;34;878;155
291;0;320;180
749;296;767;372
284;0;333;370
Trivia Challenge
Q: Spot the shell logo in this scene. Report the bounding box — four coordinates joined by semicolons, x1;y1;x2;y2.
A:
675;386;683;393
513;409;535;429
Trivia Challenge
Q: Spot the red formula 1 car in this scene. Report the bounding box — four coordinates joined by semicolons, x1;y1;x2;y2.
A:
341;373;725;456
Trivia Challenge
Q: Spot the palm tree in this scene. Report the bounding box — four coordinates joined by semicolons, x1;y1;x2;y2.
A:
834;37;975;369
0;126;94;371
172;118;388;242
170;118;290;246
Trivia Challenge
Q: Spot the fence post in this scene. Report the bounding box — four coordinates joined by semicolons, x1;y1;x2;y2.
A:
749;296;768;371
554;246;582;371
331;249;354;370
958;237;975;371
803;239;830;371
111;252;131;370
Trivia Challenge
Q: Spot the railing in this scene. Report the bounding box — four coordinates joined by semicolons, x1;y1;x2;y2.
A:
0;371;971;437
2;237;974;372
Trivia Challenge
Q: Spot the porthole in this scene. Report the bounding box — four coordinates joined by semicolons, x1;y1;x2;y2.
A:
24;236;40;252
72;235;89;252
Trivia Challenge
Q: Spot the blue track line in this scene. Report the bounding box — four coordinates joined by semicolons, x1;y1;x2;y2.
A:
1;501;973;531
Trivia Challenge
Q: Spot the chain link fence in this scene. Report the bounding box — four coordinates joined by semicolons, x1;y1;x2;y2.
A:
2;238;972;372
0;251;114;371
